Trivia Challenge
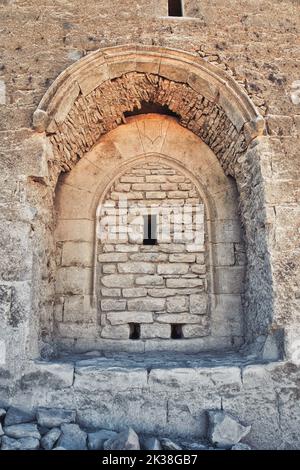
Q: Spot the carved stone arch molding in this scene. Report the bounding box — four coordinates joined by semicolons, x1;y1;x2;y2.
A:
31;45;278;357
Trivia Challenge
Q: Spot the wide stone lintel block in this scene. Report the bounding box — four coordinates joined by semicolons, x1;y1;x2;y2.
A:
21;361;74;389
74;359;148;391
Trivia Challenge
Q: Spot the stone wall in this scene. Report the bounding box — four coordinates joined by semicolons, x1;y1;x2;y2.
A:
97;160;209;341
53;115;245;353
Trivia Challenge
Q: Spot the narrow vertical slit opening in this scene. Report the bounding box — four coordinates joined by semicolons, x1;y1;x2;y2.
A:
143;214;157;245
129;323;141;340
168;0;183;17
171;324;183;339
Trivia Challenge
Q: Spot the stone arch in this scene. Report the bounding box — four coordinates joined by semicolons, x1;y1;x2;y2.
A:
54;114;245;353
31;45;275;358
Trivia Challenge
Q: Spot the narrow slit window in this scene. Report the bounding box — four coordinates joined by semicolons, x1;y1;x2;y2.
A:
143;214;157;245
171;324;183;339
129;323;140;340
168;0;183;17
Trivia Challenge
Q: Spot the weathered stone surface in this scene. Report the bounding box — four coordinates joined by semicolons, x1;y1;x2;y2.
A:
208;411;251;449
157;263;189;275
161;438;182;450
88;429;118;450
4;423;40;439
143;436;162;450
57;424;87;450
36;408;76;428
101;324;130;339
128;297;165;312
140;324;171;339
1;436;40;450
104;427;140;450
181;441;208;450
190;294;207;314
0;423;4;437
107;311;153;325
4;407;35;426
41;428;62;450
0;409;6;420
231;443;252;450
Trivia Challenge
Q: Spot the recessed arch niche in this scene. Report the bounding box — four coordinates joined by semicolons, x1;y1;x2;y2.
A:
30;45;276;359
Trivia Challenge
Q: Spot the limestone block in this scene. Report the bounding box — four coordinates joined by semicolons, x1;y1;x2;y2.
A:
166;296;188;313
101;325;130;339
207;411;251;449
63;295;95;323
4;407;35;426
101;288;121;297
157;263;189;275
55;267;92;295
55;219;94;243
130;252;168;262
161;438;182;450
88;429;118;450
132;183;160;191
146;175;167;183
115;244;139;252
98;253;128;262
182;324;209;338
101;299;126;311
107;311;153;325
166;278;203;288
136;275;164;286
140;324;171;339
4;424;40;439
111;191;143;200
74;359;148;391
21;361;74;389
146;191;166;199
191;265;206;275
57;323;97;340
118;262;155;274
169;254;196;263
103;264;116;274
104;427;140;450
37;408;76;428
61;242;93;267
57;424;87;450
1;436;40;450
101;274;135;288
127;297;165;312
123;287;147;297
214;243;235;266
148;288;177;297
156;314;204;324
214;267;245;294
190;294;207;314
41;428;62;450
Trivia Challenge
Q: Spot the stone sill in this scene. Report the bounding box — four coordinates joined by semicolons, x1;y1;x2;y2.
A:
159;16;203;21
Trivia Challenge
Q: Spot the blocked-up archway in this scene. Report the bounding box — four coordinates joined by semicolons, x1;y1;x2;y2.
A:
29;45;277;358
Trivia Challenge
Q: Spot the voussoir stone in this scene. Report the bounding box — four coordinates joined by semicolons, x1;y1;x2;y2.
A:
4;423;41;439
41;428;62;450
36;408;76;428
88;429;118;450
0;408;6;420
57;423;87;450
0;423;4;436
208;410;251;449
103;427;140;450
4;407;35;426
1;436;40;450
